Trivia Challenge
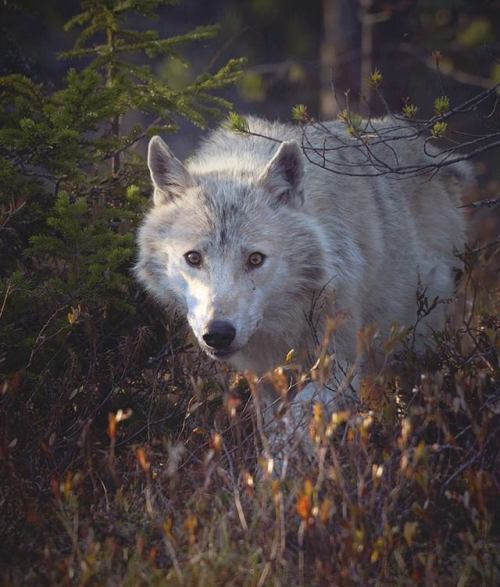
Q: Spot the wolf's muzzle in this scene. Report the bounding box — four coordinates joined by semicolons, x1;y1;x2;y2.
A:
202;320;236;351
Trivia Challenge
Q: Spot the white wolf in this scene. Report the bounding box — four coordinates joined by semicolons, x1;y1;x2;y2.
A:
135;116;471;417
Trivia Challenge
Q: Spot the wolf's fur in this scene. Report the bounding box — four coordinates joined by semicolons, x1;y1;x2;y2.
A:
135;117;470;385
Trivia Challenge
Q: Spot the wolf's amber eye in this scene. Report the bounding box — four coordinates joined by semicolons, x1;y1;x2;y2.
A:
248;252;265;268
185;251;202;267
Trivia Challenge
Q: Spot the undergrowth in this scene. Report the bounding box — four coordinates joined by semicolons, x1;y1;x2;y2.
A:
1;253;499;586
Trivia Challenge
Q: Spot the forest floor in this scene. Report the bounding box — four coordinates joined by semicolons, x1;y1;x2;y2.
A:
1;218;499;587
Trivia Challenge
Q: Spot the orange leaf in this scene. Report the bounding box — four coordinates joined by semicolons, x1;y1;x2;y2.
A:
296;494;311;520
107;413;116;440
136;447;150;472
210;432;222;453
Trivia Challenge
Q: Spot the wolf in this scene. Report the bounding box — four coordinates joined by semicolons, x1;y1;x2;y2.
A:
134;116;471;419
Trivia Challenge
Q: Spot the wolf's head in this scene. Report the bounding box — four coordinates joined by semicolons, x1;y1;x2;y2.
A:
135;134;329;370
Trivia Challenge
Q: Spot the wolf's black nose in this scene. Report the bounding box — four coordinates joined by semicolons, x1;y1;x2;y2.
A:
203;320;236;350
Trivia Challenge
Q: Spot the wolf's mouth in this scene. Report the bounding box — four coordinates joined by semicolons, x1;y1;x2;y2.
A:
206;348;241;360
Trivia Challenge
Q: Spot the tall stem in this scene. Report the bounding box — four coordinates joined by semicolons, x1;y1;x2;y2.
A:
106;25;120;175
320;0;342;118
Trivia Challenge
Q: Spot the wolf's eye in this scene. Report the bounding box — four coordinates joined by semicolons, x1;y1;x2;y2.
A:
185;251;202;267
248;252;265;268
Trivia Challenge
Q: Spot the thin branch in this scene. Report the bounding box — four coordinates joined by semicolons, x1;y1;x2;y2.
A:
0;281;13;322
459;197;500;209
399;43;499;91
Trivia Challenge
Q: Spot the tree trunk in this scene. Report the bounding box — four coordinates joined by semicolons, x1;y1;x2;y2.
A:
110;114;121;175
359;0;390;116
320;0;359;118
106;26;120;175
359;0;374;116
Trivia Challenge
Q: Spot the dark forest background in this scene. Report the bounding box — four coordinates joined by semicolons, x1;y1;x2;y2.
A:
3;0;500;153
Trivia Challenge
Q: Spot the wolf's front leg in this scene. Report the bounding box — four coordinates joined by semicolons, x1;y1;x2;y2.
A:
254;363;359;477
253;379;311;478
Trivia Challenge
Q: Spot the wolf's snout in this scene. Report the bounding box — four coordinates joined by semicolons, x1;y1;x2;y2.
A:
202;320;236;350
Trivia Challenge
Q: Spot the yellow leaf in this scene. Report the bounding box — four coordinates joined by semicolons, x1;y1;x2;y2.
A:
369;68;383;88
184;514;198;545
163;516;173;536
303;479;314;497
403;521;418;546
414;440;427;463
67;304;80;324
313;402;323;423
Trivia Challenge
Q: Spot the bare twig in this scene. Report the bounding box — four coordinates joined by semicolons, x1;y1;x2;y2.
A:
0;280;13;322
459;197;500;209
235;84;500;179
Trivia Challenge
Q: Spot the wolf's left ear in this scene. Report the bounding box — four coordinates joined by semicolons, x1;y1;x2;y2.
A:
148;136;195;206
258;141;304;208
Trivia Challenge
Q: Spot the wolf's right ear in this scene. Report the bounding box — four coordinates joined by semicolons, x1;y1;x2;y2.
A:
147;136;195;206
257;141;305;208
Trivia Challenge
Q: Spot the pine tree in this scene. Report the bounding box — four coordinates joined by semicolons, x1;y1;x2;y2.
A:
0;0;243;378
61;0;244;173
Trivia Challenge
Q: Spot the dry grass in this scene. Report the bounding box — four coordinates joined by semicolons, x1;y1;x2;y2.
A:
1;248;499;587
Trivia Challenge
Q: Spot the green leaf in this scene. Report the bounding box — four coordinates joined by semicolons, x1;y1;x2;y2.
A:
225;112;249;134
